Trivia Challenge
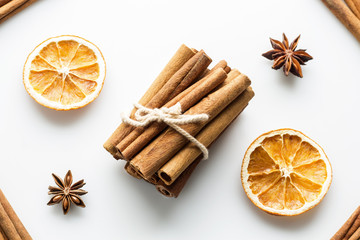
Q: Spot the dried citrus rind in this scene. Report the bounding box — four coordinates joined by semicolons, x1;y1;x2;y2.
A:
241;129;332;216
23;35;105;110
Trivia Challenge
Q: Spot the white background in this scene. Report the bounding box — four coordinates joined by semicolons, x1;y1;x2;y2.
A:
0;0;359;239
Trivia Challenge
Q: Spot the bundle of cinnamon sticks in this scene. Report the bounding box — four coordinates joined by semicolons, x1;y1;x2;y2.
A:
0;0;37;24
104;44;254;197
331;206;360;240
0;189;32;240
322;0;360;42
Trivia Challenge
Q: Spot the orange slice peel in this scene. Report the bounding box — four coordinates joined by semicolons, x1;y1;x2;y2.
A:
241;129;332;216
23;35;106;111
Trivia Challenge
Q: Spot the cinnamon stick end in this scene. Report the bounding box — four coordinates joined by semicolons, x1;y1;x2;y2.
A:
156;185;175;198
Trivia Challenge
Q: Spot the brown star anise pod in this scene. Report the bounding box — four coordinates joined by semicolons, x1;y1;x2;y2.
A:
47;170;87;215
262;33;313;78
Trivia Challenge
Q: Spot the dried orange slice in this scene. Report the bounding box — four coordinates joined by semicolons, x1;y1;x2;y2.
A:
23;35;106;110
241;129;332;216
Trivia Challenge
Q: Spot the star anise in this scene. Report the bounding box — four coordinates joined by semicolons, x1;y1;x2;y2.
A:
47;170;87;215
262;33;313;78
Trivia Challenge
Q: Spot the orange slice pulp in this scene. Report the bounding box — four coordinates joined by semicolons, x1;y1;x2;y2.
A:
241;129;332;216
23;35;106;110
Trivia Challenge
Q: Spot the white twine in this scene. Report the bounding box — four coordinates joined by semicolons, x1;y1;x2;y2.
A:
121;102;209;159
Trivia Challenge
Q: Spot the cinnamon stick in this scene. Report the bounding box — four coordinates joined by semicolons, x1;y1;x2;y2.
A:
158;87;254;185
142;50;211;110
0;0;11;8
168;51;212;99
128;69;240;167
166;63;237;110
349;226;360;240
0;227;8;240
216;68;241;88
345;0;360;19
145;175;160;185
198;60;229;80
344;212;360;239
0;0;37;24
322;0;360;42
0;190;31;240
104;44;195;158
331;206;360;240
116;50;211;157
206;60;228;76
156;87;254;196
125;161;160;184
353;0;360;17
123;65;234;174
156;157;201;198
124;162;142;179
0;203;20;240
120;68;227;160
130;73;251;179
224;66;231;73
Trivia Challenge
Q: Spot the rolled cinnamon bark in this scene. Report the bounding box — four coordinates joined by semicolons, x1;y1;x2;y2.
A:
0;0;37;24
331;206;360;240
0;203;20;240
132;69;241;165
166;63;237;109
120;68;227;160
124;162;142;179
353;0;360;16
219;69;241;87
0;0;11;8
349;227;360;240
116;50;211;156
130;73;251;179
224;66;231;73
0;226;8;240
322;0;360;42
120;68;239;161
142;50;211;110
0;190;31;240
168;51;212;99
345;0;360;19
125;162;159;184
200;60;229;79
344;213;360;239
156;157;201;198
104;44;195;158
206;60;227;75
145;175;160;185
159;87;254;185
156;88;254;196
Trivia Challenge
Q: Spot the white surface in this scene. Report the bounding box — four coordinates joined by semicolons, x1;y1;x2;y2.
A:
0;0;359;239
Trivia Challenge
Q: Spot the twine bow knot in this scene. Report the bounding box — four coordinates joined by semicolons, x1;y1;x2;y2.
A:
121;102;209;159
